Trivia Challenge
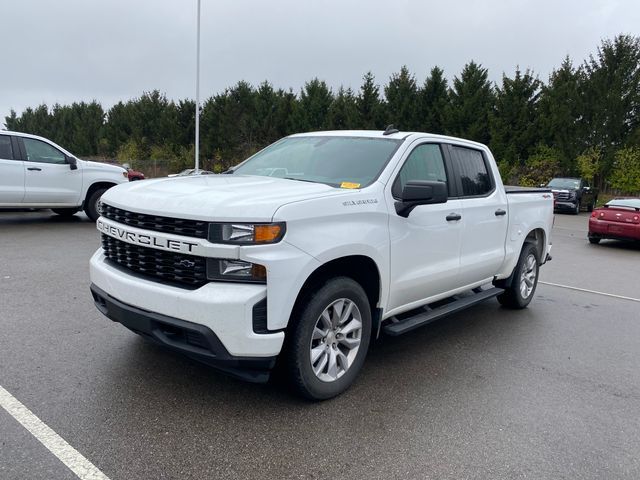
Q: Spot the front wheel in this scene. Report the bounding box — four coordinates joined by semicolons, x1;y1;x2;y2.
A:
588;236;601;244
497;243;540;309
572;201;581;215
285;277;371;400
84;188;107;222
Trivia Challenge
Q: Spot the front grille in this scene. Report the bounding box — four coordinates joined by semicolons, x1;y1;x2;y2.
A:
553;191;572;201
101;204;208;239
101;234;207;288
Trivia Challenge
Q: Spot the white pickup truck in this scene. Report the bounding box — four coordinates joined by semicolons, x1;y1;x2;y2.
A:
0;131;128;220
90;130;553;400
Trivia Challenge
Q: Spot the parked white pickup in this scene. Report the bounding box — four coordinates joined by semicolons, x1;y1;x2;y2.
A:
90;130;553;399
0;131;128;220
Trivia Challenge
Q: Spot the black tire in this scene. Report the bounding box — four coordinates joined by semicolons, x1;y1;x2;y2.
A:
285;277;371;400
497;242;540;309
587;202;594;213
84;187;107;222
588;237;601;244
572;201;581;215
51;208;79;217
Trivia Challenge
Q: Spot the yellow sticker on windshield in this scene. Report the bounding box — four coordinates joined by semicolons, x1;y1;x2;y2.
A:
340;182;361;189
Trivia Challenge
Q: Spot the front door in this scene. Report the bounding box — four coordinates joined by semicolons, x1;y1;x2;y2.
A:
387;142;462;313
20;137;82;205
0;135;25;204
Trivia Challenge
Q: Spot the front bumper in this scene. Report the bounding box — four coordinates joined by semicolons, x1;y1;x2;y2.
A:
90;250;285;358
554;200;578;211
91;284;276;382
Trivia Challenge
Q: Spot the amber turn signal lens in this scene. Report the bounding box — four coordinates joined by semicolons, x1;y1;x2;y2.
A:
255;224;282;243
251;263;267;279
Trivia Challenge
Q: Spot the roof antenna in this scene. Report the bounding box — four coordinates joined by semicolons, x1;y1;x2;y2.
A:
383;124;399;135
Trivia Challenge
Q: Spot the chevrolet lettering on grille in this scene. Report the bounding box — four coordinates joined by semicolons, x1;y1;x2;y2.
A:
97;218;199;253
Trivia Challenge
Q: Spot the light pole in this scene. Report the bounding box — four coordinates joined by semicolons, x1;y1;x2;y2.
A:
195;0;201;171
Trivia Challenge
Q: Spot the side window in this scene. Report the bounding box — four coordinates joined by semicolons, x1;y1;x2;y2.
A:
22;138;66;164
0;135;14;160
392;144;447;197
452;146;492;196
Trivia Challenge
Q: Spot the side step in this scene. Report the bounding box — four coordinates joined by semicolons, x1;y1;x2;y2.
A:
382;287;504;336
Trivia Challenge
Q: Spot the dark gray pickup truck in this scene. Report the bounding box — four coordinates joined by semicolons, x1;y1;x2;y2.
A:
545;177;598;214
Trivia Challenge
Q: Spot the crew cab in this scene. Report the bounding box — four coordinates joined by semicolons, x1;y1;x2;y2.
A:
0;131;128;220
545;177;598;214
89;130;554;400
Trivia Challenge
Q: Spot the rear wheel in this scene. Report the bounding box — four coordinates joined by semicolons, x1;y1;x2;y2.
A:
497;242;540;309
286;277;371;400
84;187;107;222
588;236;601;244
51;208;79;217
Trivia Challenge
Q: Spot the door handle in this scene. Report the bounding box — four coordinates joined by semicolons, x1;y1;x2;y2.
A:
446;213;462;222
495;209;507;216
27;167;42;171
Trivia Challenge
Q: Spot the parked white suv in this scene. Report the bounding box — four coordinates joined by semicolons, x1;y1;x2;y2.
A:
0;131;128;220
90;130;554;399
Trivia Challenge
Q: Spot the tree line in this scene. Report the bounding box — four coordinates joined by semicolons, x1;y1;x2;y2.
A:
4;34;640;192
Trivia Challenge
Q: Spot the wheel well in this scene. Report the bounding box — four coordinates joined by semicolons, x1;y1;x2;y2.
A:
525;228;546;263
291;255;382;327
84;182;115;206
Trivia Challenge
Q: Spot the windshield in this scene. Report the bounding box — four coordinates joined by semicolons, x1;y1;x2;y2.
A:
606;198;640;209
548;178;580;189
232;136;403;187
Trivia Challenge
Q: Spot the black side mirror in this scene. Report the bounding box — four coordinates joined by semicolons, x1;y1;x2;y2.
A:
583;186;591;192
395;180;447;217
67;155;78;170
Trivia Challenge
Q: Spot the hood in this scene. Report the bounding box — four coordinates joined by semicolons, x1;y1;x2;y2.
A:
100;174;353;221
83;160;126;172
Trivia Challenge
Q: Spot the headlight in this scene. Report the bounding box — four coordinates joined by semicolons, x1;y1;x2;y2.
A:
206;259;266;283
208;222;286;244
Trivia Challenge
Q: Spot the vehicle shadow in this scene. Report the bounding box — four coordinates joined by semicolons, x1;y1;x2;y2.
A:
0;210;91;225
590;239;640;252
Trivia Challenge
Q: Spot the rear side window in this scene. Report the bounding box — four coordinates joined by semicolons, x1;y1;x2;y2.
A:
452;146;492;196
392;144;447;197
23;138;66;164
0;135;13;160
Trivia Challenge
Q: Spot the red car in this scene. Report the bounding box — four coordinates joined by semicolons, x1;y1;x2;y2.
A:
126;167;145;181
588;198;640;244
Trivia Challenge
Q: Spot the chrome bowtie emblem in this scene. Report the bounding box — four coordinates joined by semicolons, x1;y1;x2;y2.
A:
177;259;196;268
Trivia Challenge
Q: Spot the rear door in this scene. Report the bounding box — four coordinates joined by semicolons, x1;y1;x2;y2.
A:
20;137;82;205
448;145;508;285
0;135;25;204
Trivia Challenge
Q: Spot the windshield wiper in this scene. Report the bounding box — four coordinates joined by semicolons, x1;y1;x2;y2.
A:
283;177;318;184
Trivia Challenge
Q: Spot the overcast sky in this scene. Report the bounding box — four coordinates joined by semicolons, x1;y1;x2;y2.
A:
2;0;639;127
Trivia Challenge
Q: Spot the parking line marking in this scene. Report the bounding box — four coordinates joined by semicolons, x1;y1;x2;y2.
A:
539;281;640;303
0;385;110;480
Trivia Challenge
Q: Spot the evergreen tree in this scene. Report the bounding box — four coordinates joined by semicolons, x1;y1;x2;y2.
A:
292;78;333;132
327;87;359;129
420;66;449;134
489;68;541;167
538;57;585;173
384;66;419;130
356;72;384;129
446;61;494;144
582;34;640;181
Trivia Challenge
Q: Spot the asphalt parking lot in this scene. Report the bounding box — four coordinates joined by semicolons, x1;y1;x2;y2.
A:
1;210;639;480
